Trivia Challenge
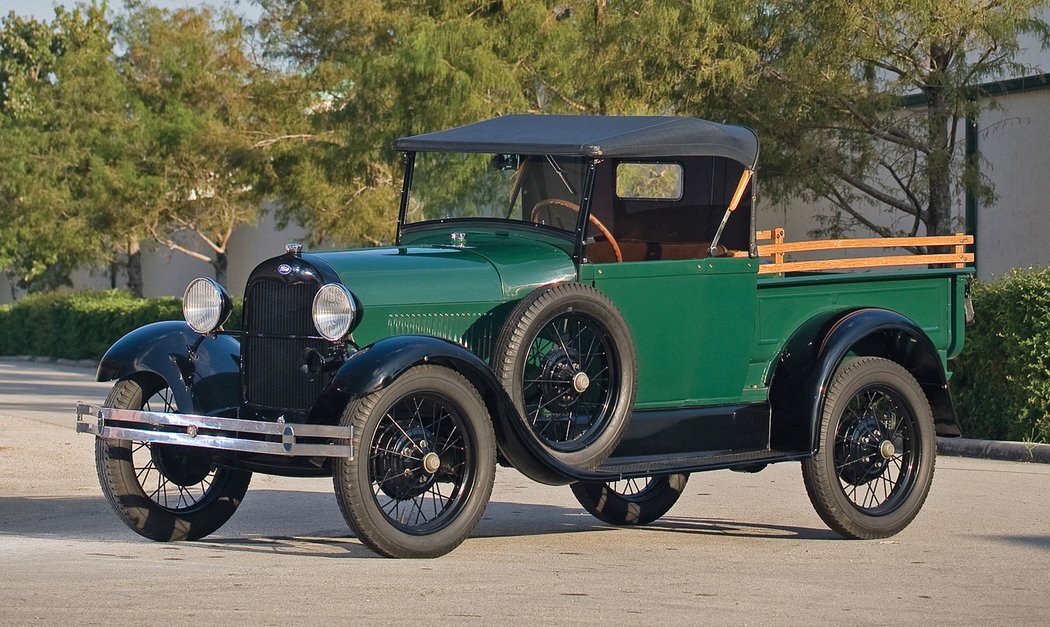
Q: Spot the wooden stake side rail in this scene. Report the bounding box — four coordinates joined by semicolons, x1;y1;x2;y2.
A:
753;229;974;275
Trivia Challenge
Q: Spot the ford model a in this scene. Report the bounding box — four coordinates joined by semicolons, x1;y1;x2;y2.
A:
77;115;974;557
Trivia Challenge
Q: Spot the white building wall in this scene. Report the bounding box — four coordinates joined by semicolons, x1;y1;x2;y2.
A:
0;211;310;304
1007;5;1050;72
971;89;1050;278
756;83;1050;281
137;212;311;298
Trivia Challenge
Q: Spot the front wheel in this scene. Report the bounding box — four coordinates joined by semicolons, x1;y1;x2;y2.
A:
572;474;689;526
802;357;935;539
95;378;252;541
333;366;496;558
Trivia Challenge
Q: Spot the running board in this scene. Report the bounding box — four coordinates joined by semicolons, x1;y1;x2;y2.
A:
583;448;810;481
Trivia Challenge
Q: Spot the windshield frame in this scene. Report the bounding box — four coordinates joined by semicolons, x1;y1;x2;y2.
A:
396;151;598;260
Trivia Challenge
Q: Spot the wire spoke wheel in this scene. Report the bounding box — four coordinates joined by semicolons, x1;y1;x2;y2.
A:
572;473;689;526
95;377;251;541
334;366;496;558
522;311;616;451
834;387;916;514
496;283;636;470
802;357;935;539
131;387;218;513
367;393;473;534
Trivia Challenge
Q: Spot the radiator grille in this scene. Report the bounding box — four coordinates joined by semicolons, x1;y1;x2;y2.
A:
245;281;318;336
242;278;326;413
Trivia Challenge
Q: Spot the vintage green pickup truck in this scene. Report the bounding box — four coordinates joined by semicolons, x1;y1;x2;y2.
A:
77;115;974;557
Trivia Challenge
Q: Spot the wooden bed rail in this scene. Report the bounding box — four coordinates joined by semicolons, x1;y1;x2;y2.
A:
753;228;974;274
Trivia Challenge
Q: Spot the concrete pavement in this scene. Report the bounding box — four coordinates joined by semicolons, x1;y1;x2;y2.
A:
2;360;1050;624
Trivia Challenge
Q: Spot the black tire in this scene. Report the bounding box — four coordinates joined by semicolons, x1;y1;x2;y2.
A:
494;283;636;470
572;474;689;526
802;357;936;539
333;365;496;558
95;377;252;541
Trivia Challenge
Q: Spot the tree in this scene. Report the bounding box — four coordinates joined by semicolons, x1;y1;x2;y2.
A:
507;0;756;117
682;0;1050;240
253;0;531;246
0;5;119;295
116;3;273;286
259;0;1049;247
252;0;758;246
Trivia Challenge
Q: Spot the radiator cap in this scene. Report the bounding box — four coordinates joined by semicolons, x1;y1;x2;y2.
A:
285;243;303;257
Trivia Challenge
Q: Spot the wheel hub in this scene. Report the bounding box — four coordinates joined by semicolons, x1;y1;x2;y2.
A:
150;444;213;487
540;347;587;410
373;424;436;499
422;451;442;474
836;414;891;486
879;439;896;460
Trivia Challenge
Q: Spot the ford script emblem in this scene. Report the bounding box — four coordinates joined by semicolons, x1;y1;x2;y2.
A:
277;264;292;275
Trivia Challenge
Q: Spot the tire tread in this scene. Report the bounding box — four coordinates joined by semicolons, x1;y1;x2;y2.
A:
333;365;496;558
802;356;935;539
95;377;251;542
493;282;637;469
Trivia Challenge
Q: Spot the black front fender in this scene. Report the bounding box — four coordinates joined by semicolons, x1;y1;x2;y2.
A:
323;335;572;485
96;321;241;416
769;308;961;453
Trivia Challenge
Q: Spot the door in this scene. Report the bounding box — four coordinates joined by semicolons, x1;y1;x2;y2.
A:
588;256;759;409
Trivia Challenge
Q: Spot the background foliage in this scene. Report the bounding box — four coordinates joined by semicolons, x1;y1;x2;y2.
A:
6;0;1045;296
0;290;241;360
952;268;1050;443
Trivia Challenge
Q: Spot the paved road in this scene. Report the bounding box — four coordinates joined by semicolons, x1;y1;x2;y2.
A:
1;360;1049;624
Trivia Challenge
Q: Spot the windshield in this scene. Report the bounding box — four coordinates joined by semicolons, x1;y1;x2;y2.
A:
405;152;587;233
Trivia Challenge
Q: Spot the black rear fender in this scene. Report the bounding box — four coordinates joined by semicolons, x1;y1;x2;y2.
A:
320;335;572;485
768;308;961;453
96;321;241;416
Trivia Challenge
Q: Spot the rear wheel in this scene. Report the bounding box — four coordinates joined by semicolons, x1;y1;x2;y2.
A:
802;357;935;539
95;378;251;541
333;366;496;558
572;474;689;526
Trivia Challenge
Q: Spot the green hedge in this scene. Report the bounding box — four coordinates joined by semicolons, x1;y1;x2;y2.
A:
0;290;242;361
951;267;1050;444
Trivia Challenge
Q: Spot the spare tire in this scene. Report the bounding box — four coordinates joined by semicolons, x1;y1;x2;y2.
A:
493;282;636;470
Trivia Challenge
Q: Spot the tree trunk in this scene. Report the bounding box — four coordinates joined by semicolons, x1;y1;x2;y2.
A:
925;44;953;240
212;251;228;288
5;271;17;302
126;240;144;298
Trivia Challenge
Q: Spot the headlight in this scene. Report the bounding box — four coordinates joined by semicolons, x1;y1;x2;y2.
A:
312;283;358;341
182;277;233;334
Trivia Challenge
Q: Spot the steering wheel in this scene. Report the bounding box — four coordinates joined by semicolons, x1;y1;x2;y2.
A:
530;199;623;263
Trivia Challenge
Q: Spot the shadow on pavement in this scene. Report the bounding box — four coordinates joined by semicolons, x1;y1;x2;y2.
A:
985;534;1050;551
646;515;841;540
0;488;838;554
0;495;127;539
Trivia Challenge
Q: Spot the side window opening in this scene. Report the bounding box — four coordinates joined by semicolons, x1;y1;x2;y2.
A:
585;156;752;263
615;163;684;201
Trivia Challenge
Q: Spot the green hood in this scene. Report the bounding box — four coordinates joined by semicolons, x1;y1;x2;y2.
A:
314;236;577;307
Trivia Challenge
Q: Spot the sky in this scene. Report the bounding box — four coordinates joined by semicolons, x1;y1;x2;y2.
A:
4;0;261;21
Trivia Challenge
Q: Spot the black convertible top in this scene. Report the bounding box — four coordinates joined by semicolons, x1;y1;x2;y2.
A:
394;114;759;167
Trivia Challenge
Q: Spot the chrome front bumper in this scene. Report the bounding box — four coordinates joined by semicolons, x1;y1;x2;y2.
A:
75;403;354;458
